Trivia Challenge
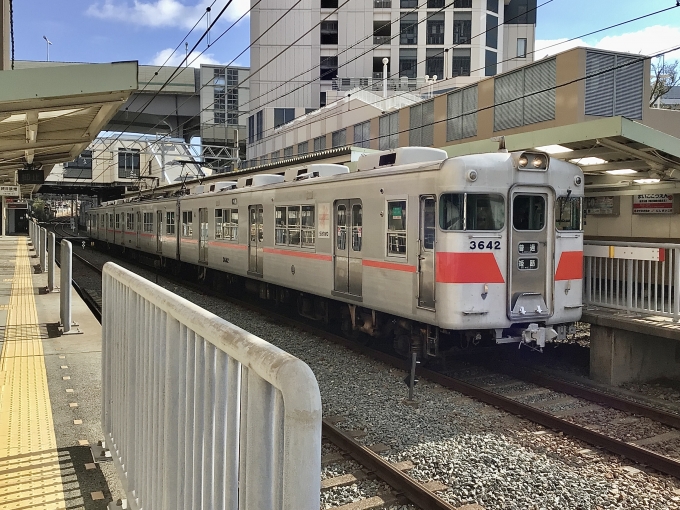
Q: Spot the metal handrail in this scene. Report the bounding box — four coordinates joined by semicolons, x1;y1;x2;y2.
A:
102;262;322;510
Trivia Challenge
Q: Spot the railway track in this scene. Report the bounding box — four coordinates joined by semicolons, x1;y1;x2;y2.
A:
60;240;680;485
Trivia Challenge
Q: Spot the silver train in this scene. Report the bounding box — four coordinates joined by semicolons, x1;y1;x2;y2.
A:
87;147;585;358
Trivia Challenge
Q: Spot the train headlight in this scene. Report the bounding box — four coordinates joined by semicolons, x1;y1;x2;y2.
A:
532;156;544;168
517;151;548;171
518;156;528;167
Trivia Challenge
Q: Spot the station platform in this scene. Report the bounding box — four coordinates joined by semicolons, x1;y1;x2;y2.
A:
0;236;121;509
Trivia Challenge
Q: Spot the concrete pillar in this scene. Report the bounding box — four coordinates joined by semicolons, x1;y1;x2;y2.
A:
1;195;5;236
590;324;680;386
0;0;9;71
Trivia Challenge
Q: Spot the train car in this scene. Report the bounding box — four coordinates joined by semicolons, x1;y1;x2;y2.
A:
89;147;584;358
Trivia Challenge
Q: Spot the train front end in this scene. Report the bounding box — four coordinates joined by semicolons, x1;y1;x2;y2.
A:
435;150;584;350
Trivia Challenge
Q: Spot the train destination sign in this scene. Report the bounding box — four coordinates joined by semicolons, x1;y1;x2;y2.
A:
17;169;44;184
518;242;538;254
518;257;539;270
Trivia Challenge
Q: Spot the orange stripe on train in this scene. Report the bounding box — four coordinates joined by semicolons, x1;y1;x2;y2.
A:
554;251;583;281
436;252;505;284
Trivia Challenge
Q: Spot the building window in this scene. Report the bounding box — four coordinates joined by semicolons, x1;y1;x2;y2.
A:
453;0;472;6
505;0;536;24
321;0;338;7
425;49;444;79
426;14;445;45
400;15;418;45
284;146;293;158
487;0;498;13
248;115;255;144
400;0;417;6
387;200;407;257
354;121;371;148
486;14;498;49
256;110;263;140
320;91;327;107
332;129;346;148
373;21;391;45
215;208;238;241
271;150;280;163
118;149;140;179
260;155;268;166
447;85;478;141
399;49;417;78
63;150;93;179
274;108;295;128
143;212;153;233
320;21;338;44
275;205;315;247
409;100;435;147
485;49;497;76
379;112;399;150
517;38;527;58
427;0;444;7
452;48;471;77
314;135;326;152
166;211;175;235
453;14;472;44
298;141;309;155
320;56;338;80
182;211;193;237
214;111;226;124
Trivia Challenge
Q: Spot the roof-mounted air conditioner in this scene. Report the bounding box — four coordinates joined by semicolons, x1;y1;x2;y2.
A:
237;174;285;188
294;164;350;181
211;181;238;192
356;146;447;171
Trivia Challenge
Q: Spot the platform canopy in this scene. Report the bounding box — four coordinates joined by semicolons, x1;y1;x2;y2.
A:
443;116;680;196
0;62;138;196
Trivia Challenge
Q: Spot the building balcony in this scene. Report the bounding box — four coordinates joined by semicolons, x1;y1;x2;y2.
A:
373;35;392;45
333;76;423;92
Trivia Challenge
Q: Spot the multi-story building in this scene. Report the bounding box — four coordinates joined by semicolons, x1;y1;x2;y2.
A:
247;0;536;159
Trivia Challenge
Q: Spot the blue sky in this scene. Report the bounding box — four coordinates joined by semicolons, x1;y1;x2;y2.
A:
11;0;680;67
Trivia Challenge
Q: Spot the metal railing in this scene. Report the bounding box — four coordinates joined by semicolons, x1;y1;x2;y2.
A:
101;262;322;510
373;0;391;7
583;241;680;320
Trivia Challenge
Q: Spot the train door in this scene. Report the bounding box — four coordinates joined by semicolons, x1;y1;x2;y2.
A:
198;207;208;263
508;189;552;320
248;205;264;275
418;195;436;309
334;199;363;296
136;211;141;248
156;210;163;253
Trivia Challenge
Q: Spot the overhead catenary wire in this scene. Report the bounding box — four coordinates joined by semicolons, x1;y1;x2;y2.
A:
5;42;680;180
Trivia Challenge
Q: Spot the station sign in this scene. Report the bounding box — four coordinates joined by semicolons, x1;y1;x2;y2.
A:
7;201;28;209
633;194;674;214
0;186;19;196
17;169;44;184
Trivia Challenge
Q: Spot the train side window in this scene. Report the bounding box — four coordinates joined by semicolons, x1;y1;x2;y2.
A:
143;213;153;233
288;206;301;246
215;209;223;239
513;195;545;231
182;211;193;237
275;207;287;245
115;214;120;230
225;209;238;241
555;196;582;231
439;194;463;230
337;205;347;250
126;213;134;231
109;214;114;229
166;212;175;234
301;205;315;247
352;204;362;251
387;200;407;256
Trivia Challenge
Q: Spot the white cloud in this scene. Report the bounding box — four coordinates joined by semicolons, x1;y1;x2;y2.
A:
87;0;250;29
536;25;680;61
149;48;225;67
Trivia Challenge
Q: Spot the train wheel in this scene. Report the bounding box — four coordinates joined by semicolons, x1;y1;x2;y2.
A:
340;310;360;341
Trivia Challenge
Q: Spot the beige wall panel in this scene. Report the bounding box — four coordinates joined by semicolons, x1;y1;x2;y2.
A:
398;107;410;148
433;94;448;148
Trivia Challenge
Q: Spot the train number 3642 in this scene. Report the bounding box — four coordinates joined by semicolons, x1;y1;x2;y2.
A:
469;241;501;250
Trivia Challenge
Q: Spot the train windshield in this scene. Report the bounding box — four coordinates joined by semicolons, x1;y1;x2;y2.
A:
555;196;583;231
439;193;505;231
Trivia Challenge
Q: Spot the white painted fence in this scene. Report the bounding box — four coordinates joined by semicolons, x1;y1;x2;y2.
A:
101;262;322;510
583;241;680;320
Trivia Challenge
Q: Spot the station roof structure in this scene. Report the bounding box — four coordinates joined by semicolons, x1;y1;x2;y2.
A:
442;116;680;196
0;61;138;196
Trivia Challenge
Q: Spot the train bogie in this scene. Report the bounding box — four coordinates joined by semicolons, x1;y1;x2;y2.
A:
89;147;584;357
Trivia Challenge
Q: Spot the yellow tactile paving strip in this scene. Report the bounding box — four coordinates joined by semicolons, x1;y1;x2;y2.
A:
0;239;66;509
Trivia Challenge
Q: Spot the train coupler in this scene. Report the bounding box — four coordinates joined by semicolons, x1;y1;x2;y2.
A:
520;323;558;351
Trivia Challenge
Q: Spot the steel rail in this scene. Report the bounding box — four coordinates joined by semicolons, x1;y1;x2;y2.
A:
72;245;680;480
322;420;457;510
